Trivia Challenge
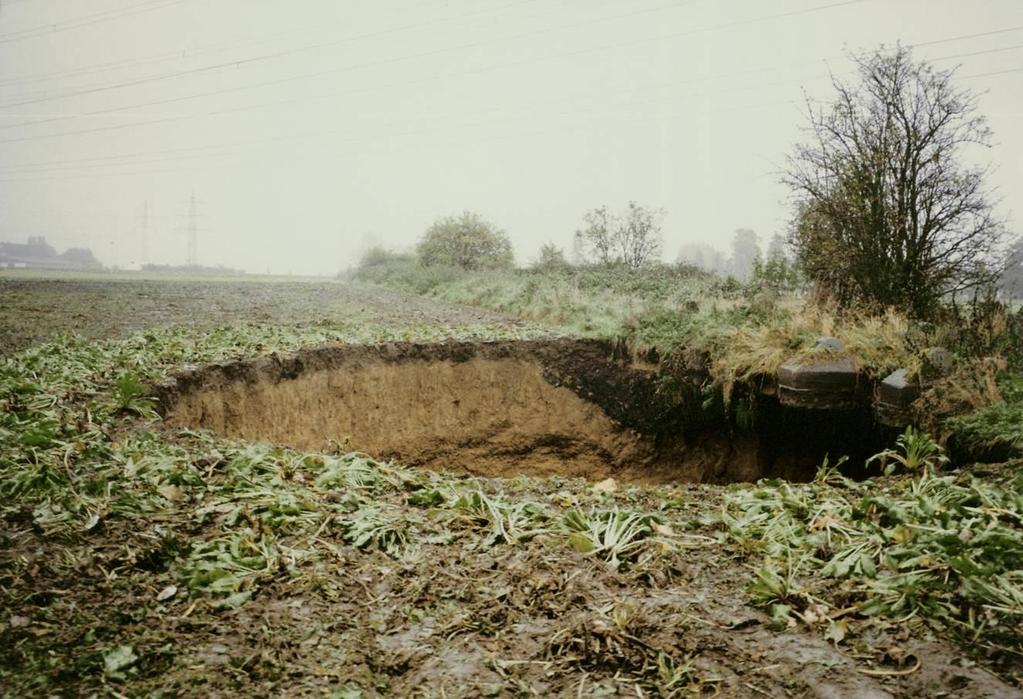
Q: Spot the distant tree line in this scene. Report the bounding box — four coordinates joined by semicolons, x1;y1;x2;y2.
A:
676;230;800;288
357;202;671;274
355;47;1019;318
355;201;801;291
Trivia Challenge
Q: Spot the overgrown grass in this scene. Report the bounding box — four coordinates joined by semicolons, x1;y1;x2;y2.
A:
357;260;734;338
359;263;945;389
947;374;1023;459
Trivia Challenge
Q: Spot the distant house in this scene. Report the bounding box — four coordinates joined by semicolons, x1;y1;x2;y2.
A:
0;236;103;270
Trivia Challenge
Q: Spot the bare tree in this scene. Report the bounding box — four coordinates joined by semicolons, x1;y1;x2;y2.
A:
575;202;663;268
574;206;615;265
616;201;664;268
785;46;1008;317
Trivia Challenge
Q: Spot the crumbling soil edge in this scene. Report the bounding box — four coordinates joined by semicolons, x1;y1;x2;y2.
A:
153;338;886;483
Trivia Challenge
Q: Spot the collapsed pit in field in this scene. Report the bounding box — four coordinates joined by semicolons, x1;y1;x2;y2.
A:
156;339;877;484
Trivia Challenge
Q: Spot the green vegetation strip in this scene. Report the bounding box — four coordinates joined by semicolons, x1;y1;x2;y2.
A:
720;441;1023;657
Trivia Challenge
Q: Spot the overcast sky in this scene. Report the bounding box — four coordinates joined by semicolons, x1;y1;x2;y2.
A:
0;0;1020;275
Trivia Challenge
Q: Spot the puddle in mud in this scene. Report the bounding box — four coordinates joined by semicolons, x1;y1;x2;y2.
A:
157;339;880;484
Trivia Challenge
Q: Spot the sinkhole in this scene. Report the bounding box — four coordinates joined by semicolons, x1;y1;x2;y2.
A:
156;339;884;484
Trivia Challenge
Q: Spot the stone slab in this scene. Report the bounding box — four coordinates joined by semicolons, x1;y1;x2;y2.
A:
777;355;861;409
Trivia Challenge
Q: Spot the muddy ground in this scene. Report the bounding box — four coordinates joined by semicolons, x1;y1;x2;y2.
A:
1;275;1021;697
5;483;1015;699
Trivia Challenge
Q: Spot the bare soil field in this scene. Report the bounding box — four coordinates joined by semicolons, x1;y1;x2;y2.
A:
0;272;517;356
1;274;1021;697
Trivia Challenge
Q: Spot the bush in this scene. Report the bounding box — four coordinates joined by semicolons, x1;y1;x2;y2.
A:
532;243;569;272
417;212;514;270
358;246;414;269
354;256;461;295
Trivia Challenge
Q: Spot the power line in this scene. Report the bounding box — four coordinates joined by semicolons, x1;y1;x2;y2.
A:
0;0;694;109
1;1;1018;180
0;0;183;45
4;26;1020;155
15;41;1020;184
0;96;806;184
0;0;864;114
7;14;1013;97
2;56;1015;186
962;66;1023;79
912;25;1023;48
0;0;621;108
18;30;1018;136
0;68;835;175
0;0;554;90
0;15;990;99
0;0;423;88
0;0;597;125
924;42;1023;63
1;19;1021;163
0;0;870;143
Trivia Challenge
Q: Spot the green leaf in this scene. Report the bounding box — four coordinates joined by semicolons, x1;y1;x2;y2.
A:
767;603;794;630
408;488;445;507
568;531;596;553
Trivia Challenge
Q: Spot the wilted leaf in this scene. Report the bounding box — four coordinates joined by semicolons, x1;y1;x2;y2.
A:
156;585;177;602
824;619;847;644
104;644;138;677
158;484;183;504
218;590;252;609
651;521;675;537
